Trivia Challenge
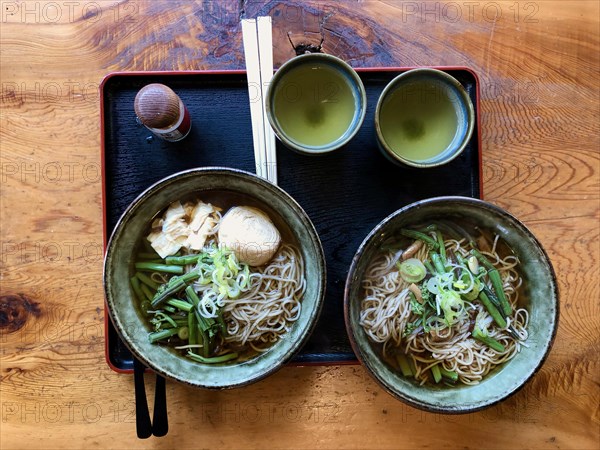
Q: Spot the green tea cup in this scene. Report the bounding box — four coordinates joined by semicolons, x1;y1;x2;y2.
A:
375;68;475;168
266;53;367;155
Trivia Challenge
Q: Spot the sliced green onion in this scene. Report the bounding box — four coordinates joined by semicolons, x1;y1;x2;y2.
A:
397;258;427;283
177;327;189;340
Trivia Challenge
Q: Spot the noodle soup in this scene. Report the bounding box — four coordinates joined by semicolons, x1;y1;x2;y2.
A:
130;190;306;365
359;219;529;386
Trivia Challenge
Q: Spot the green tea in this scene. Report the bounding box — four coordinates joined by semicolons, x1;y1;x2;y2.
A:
272;62;356;147
379;81;459;161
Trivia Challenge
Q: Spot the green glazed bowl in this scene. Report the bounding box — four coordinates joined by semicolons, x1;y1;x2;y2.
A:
344;196;559;413
104;167;326;389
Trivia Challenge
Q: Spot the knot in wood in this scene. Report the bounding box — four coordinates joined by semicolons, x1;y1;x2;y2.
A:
0;294;41;333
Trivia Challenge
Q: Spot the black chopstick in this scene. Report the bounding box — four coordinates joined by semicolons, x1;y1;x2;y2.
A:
133;358;152;439
133;358;169;438
151;374;169;437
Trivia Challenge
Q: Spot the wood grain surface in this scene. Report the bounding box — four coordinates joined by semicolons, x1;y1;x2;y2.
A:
1;1;598;449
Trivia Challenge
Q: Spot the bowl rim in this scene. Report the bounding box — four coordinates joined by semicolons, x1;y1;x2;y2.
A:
265;52;368;155
103;166;327;388
374;68;475;169
343;195;560;413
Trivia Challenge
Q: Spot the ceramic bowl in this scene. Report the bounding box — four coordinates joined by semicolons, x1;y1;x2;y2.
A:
104;167;326;388
265;53;367;155
344;196;559;413
375;68;475;168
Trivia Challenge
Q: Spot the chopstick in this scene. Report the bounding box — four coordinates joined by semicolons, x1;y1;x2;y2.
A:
133;358;152;439
242;17;277;185
241;19;267;180
257;16;277;185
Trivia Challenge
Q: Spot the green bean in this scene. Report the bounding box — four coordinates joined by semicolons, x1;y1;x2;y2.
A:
139;283;154;302
217;313;227;335
188;311;197;345
199;326;209;357
470;249;512;316
150;271;200;308
400;229;440;249
185;286;200;307
136;272;159;290
130;276;144;301
185;287;216;333
478;291;507;328
148;328;179;343
481;285;505;316
431;253;446;274
135;262;184;274
436;231;446;264
431;364;442;383
472;328;505;352
439;368;458;383
187;351;239;364
396;354;413;377
166;299;193;312
166;254;203;265
488;270;512;316
423;260;435;275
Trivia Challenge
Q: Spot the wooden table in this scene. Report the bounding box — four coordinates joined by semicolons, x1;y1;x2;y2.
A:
1;1;598;448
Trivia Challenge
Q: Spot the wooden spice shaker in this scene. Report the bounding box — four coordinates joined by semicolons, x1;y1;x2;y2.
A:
134;83;192;142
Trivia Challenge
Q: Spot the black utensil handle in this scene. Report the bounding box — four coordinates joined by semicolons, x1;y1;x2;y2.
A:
133;358;152;439
152;374;169;437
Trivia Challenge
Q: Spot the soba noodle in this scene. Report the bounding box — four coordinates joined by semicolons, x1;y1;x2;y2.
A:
359;229;528;385
221;244;305;352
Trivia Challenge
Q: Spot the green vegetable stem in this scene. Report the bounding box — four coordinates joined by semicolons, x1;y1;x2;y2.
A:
472;327;506;352
400;229;440;250
470;248;512;316
135;262;184;274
